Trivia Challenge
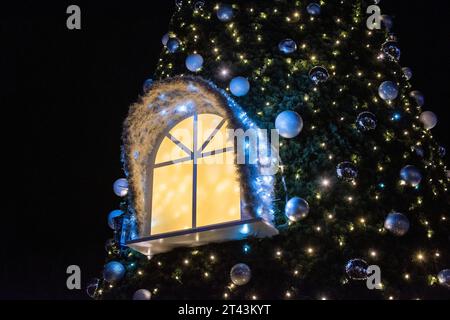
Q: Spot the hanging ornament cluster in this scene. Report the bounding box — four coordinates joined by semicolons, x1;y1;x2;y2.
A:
229;76;250;96
378;81;399;101
103;261;126;283
400;165;422;187
309;66;329;84
275;110;303;138
384;212;410;236
285;197;310;222
185;53;204;72
356;111;377;132
278;39;297;54
419;111;438;130
230;263;251;286
306;3;321;16
345;259;369;280
217;4;234;22
336;162;358;182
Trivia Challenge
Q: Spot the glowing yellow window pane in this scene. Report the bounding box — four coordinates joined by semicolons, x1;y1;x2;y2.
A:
196;153;241;227
151;161;193;235
155;137;190;165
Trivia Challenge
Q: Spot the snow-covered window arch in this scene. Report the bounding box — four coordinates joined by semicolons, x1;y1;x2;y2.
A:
122;76;278;256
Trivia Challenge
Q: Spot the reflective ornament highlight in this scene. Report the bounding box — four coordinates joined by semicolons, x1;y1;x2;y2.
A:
307;3;321;16
345;259;369;280
438;146;446;158
278;39;297;54
185;54;204;72
384;212;410;236
309;66;329;84
229;76;250;97
217;4;234;22
103;261;126;283
166;37;181;53
419;111;438;130
381;40;401;62
133;289;152;300
113;178;129;197
402;67;413;80
175;0;183;9
275;110;303;138
378;81;399;101
410;91;425;107
108;210;124;230
438;269;450;289
230;263;251;286
336;162;358;182
356;111;377;132
400;165;422;187
285;197;310;222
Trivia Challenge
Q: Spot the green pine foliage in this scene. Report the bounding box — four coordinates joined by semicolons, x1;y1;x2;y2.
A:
98;0;449;300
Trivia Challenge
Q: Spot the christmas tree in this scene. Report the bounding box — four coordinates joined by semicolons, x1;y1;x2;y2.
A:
92;0;450;300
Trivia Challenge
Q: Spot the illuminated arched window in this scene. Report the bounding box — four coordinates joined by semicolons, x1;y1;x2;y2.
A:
149;113;241;236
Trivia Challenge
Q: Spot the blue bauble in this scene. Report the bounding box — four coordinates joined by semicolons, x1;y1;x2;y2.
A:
217;4;234;22
166;37;181;53
161;33;170;46
275;111;303;138
384;212;410;236
113;178;129;197
378;81;399;101
307;3;321;16
410;90;425;107
437;269;450;289
185;53;204;72
133;289;152;300
309;66;329;84
382;40;401;62
278;39;297;54
402;67;413;81
229;76;250;96
103;261;126;282
400;165;422;187
285;197;310;222
419;111;438;130
356;111;377;131
345;259;369;280
108;210;124;230
143;78;154;92
230;263;251;286
336;162;358;182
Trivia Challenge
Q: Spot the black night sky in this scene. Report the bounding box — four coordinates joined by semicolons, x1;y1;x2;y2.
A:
1;1;449;299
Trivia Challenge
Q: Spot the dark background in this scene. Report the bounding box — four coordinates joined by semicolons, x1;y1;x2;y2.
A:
1;1;449;299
